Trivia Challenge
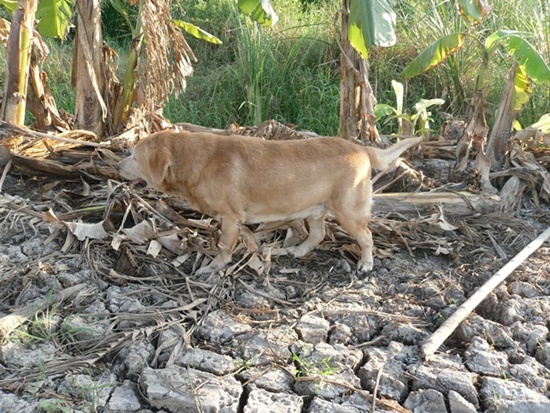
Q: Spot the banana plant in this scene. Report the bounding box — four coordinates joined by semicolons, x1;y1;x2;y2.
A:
402;0;550;115
403;29;550;113
0;0;72;126
0;0;73;38
109;0;144;131
109;0;224;131
35;0;73;38
403;0;550;169
347;0;396;59
340;0;397;141
375;80;444;138
237;0;397;140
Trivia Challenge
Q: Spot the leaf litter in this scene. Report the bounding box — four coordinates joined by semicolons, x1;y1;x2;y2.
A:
0;120;550;410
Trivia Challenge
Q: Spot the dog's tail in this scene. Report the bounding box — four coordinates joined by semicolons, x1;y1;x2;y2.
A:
365;137;422;170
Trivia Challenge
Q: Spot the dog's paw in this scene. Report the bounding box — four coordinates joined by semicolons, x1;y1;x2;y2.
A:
195;264;218;276
195;254;231;275
270;245;314;260
290;245;312;258
358;260;374;273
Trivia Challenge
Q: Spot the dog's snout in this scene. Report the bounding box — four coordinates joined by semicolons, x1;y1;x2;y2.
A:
117;155;143;183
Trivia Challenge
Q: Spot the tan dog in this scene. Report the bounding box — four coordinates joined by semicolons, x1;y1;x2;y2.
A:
118;131;421;274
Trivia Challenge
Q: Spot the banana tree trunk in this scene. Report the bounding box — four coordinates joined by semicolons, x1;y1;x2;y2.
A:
339;0;379;142
486;63;517;171
113;35;142;131
1;0;39;125
73;0;106;137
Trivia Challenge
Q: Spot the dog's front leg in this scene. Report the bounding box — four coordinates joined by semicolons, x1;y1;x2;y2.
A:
196;217;240;275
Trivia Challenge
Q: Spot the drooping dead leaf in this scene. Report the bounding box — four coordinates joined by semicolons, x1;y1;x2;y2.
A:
122;220;157;244
283;221;308;248
65;220;109;241
499;176;527;214
43;208;60;223
486;64;517;170
243;253;267;276
130;0;194;131
239;224;260;253
475;145;498;194
514;127;550;147
114;245;139;275
455;91;489;172
510;144;550;202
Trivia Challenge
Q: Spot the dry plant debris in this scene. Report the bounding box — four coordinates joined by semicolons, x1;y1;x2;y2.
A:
1;119;550;411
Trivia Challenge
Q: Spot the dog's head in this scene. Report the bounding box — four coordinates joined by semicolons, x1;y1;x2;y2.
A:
118;134;172;192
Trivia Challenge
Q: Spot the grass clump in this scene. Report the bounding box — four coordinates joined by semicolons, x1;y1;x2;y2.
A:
0;0;547;135
168;0;340;134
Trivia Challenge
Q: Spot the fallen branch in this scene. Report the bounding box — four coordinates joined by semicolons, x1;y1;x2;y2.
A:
0;121;103;147
0;283;90;340
373;191;501;218
421;226;550;361
371;365;384;413
1;150;121;180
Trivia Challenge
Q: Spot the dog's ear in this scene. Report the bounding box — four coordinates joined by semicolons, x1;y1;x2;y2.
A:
146;148;173;190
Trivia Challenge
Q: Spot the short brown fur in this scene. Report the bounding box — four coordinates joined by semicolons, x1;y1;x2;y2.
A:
118;131;421;274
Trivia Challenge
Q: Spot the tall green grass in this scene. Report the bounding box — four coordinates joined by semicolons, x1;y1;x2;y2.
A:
166;0;340;135
0;0;547;135
172;0;549;134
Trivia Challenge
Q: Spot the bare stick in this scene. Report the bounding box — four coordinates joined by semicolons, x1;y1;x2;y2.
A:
421;226;550;361
371;366;384;413
0;159;12;192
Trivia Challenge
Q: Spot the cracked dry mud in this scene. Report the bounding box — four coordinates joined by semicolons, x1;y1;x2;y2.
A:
1;173;550;413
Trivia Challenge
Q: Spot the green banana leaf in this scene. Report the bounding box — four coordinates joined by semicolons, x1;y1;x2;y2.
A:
173;20;222;45
532;113;550;133
513;64;531;111
413;98;445;116
36;0;73;39
0;0;73;39
107;0;134;34
486;30;550;84
373;103;396;120
391;80;404;115
0;0;17;12
457;0;491;22
348;0;396;59
237;0;278;27
403;33;465;78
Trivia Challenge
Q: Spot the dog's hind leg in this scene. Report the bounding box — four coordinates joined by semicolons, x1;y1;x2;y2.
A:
331;185;375;272
334;211;374;272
